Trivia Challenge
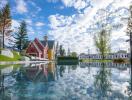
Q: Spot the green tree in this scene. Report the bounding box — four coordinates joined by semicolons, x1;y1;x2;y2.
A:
14;21;28;52
126;5;132;96
127;5;132;64
55;41;59;58
94;29;111;60
59;45;65;56
71;52;77;57
0;4;12;48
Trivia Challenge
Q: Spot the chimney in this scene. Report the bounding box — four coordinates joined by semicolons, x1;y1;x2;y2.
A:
44;35;48;41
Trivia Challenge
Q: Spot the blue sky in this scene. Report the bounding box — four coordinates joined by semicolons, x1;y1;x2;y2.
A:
1;0;132;54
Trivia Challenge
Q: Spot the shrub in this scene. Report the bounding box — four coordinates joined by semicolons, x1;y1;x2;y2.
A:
113;58;126;63
57;56;78;60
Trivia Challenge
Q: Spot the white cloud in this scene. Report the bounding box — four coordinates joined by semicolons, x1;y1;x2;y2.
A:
4;19;20;47
35;22;45;26
27;26;35;34
25;19;32;25
11;19;20;32
16;0;28;14
48;0;132;54
61;0;88;11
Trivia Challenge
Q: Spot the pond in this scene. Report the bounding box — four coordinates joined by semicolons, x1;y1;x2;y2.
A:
0;62;131;100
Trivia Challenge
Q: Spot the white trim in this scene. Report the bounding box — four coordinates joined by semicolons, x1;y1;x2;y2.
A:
35;38;45;48
33;41;42;53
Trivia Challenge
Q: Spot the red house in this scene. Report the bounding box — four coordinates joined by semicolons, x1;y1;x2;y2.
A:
26;37;48;59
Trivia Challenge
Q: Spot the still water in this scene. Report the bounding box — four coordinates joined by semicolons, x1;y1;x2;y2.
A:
0;62;131;100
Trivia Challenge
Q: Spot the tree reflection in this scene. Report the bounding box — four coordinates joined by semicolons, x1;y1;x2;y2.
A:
15;66;28;81
71;65;77;70
59;66;65;77
94;63;111;99
127;68;132;100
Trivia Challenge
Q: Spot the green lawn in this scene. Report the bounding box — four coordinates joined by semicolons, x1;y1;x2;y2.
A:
81;59;112;62
0;51;21;61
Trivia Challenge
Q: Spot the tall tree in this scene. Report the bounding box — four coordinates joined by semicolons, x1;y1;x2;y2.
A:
14;21;28;52
127;5;132;66
127;5;132;94
55;41;59;58
94;29;111;60
0;4;12;48
59;45;65;56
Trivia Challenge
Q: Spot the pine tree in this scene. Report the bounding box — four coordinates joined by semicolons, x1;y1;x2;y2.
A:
14;21;28;52
0;4;12;48
59;45;65;56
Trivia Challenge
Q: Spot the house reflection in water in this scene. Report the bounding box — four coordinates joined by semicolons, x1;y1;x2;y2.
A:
18;63;56;82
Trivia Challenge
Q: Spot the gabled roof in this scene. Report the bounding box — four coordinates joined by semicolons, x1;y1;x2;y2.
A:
41;40;55;49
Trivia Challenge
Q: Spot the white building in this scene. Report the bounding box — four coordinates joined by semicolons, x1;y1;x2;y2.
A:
79;53;130;60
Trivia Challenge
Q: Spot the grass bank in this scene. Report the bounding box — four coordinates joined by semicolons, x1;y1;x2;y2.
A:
81;59;112;62
0;51;21;61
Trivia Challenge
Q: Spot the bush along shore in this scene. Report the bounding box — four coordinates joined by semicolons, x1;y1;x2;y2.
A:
57;56;79;65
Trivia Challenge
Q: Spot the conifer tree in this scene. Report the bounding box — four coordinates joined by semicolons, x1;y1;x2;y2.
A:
14;21;28;52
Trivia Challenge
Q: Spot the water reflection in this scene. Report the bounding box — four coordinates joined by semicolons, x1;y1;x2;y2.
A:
126;66;132;100
0;62;131;100
15;63;56;82
94;63;111;99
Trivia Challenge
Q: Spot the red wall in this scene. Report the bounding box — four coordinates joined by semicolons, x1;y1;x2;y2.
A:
26;42;40;57
26;38;48;59
34;38;44;51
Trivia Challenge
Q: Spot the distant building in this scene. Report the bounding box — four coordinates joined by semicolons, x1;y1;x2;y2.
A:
79;53;130;60
26;35;56;60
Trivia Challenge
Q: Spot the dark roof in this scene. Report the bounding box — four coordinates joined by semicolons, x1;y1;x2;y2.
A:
41;40;55;49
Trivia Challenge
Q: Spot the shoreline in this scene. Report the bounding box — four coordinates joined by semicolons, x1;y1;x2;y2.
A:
0;60;53;65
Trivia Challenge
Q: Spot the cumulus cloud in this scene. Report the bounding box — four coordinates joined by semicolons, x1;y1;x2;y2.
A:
35;22;45;26
61;0;89;11
16;0;28;14
48;0;131;54
11;19;20;32
25;19;32;25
